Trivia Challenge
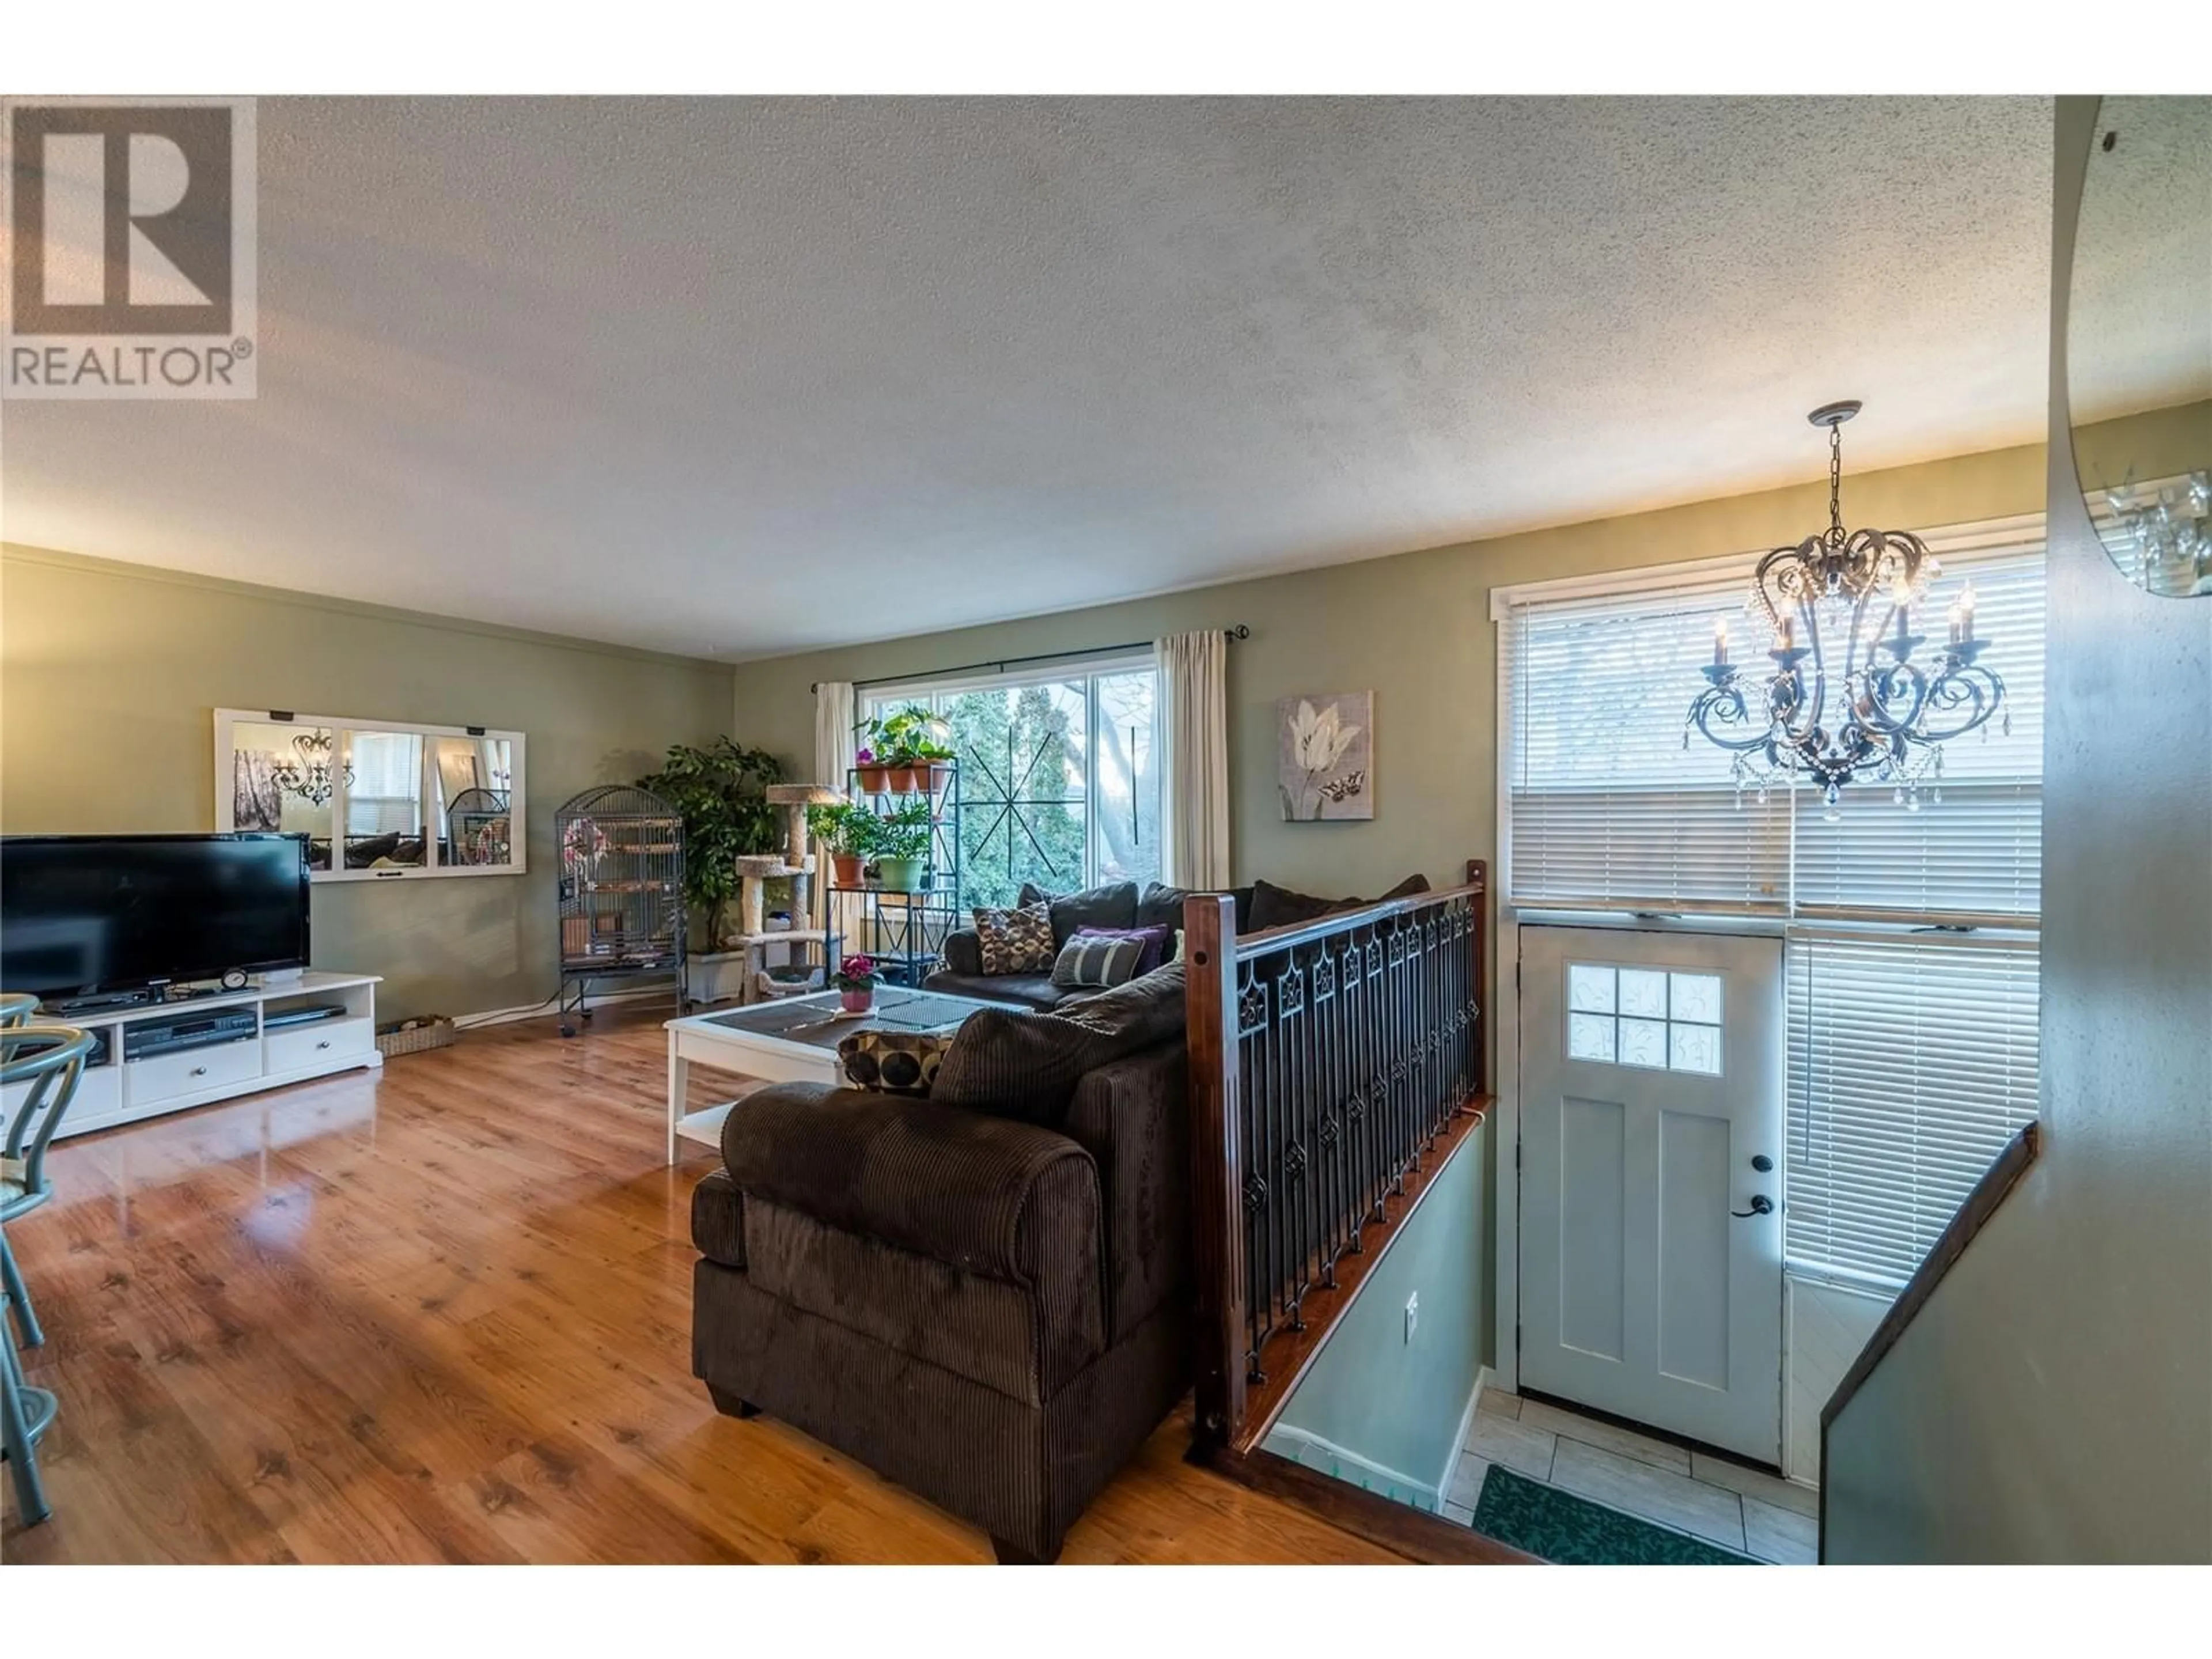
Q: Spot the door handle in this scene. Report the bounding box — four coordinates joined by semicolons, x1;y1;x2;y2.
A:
1731;1194;1774;1218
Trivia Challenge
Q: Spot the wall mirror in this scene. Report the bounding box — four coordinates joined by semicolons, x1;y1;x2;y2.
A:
215;710;525;881
2067;95;2212;597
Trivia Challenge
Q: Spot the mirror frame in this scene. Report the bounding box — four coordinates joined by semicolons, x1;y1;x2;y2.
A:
2065;93;2212;598
213;709;527;882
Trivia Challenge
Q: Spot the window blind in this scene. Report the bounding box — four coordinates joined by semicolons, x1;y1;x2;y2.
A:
1501;535;2044;923
1501;518;2048;1295
1785;931;2041;1289
1501;575;1790;913
1791;540;2045;924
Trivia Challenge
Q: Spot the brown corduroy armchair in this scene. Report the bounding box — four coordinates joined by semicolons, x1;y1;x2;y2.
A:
689;968;1193;1563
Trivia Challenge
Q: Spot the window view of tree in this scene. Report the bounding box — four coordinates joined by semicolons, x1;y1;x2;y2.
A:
869;662;1162;911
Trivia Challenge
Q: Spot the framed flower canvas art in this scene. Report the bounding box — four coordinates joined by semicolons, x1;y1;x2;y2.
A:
1279;692;1373;820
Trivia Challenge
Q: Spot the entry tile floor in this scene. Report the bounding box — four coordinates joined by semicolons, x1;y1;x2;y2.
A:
1444;1388;1819;1565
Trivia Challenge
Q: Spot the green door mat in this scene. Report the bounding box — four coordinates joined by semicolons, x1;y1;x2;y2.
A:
1471;1467;1758;1565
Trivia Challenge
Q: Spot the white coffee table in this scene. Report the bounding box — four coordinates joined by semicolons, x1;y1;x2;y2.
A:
662;987;1012;1162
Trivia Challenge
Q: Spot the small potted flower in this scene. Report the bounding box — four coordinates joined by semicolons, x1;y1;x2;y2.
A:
831;953;877;1014
853;741;892;796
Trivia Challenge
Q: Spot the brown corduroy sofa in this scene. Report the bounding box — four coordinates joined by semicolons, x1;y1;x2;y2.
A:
690;966;1192;1563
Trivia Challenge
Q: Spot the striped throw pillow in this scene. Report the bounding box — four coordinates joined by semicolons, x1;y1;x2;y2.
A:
1050;931;1148;990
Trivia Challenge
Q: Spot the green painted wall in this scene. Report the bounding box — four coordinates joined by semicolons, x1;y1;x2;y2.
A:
726;407;2201;1379
1823;101;2212;1562
0;546;733;1021
1269;1132;1487;1506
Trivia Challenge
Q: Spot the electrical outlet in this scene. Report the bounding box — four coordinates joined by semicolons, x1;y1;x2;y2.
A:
1404;1290;1419;1343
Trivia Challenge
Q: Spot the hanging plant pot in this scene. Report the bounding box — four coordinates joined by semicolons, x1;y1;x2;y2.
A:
830;853;864;887
855;764;892;794
874;855;926;892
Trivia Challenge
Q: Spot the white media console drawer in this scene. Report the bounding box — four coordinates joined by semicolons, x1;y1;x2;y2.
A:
17;971;387;1141
265;1016;374;1075
127;1035;263;1104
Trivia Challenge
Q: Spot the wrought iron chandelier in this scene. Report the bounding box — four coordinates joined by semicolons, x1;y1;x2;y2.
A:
1687;401;2006;818
270;729;351;806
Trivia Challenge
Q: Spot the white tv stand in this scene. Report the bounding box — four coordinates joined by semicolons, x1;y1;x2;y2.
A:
3;971;383;1141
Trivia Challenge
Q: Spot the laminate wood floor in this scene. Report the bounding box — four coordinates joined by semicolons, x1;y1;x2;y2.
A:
1;1003;1394;1565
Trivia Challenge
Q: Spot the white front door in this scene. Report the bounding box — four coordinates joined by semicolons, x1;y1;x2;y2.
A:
1517;925;1784;1463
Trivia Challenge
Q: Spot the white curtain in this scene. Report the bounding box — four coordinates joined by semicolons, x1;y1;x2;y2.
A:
813;681;858;937
1156;631;1232;889
814;680;857;794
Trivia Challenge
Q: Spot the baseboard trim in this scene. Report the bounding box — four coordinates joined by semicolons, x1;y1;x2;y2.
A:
455;984;677;1032
1262;1422;1441;1513
1435;1365;1490;1502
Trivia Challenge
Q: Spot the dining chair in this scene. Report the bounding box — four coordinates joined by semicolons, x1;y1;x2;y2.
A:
0;1023;89;1529
1;1025;93;1349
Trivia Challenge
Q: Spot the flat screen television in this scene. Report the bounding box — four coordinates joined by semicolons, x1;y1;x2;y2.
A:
0;832;311;1003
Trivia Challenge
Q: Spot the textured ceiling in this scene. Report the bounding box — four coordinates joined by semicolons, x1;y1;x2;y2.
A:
2067;95;2212;424
2;96;2063;660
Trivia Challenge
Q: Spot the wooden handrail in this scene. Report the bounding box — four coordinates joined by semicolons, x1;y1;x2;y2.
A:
1187;860;1490;1459
1820;1120;2041;1436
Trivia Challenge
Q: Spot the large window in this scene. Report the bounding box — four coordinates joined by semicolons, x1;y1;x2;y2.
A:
1497;519;2046;1292
864;654;1162;910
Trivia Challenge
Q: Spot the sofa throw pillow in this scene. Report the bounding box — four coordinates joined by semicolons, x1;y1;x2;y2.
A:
1069;923;1172;976
1017;879;1140;947
837;1028;955;1096
934;964;1187;1127
972;901;1055;974
1137;881;1256;935
1247;873;1431;934
1049;930;1149;991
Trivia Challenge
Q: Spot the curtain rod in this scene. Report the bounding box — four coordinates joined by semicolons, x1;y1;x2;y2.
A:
812;624;1248;695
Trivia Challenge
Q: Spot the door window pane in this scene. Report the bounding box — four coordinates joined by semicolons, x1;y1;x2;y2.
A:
1568;1012;1618;1062
1619;1017;1669;1069
1619;968;1668;1018
1669;971;1723;1024
1670;1023;1722;1075
1565;958;1726;1076
1569;963;1617;1013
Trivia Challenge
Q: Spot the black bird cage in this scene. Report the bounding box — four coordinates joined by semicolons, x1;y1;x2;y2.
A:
554;783;686;1036
447;787;511;866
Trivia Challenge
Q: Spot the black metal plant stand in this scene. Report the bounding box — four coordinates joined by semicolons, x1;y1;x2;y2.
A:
828;758;961;987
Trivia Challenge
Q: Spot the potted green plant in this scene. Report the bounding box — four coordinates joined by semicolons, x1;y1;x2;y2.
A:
831;953;877;1014
808;800;875;888
869;796;935;892
634;737;783;946
855;706;956;794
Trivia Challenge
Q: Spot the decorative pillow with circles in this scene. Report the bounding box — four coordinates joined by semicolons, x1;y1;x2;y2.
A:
972;900;1056;975
837;1028;954;1097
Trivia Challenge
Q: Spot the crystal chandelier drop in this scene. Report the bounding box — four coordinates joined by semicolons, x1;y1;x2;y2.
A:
2099;470;2212;595
1687;402;2007;819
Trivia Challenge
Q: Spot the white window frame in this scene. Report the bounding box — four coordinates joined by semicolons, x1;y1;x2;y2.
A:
213;709;527;882
861;647;1165;900
1486;509;2046;1391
